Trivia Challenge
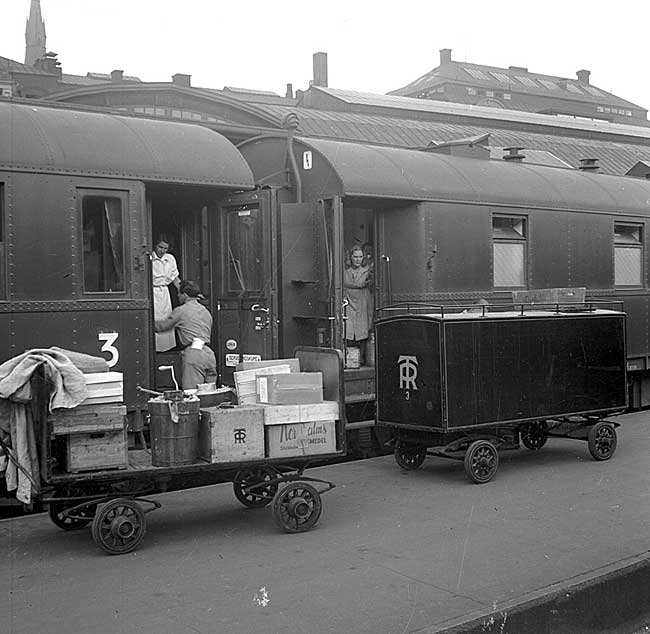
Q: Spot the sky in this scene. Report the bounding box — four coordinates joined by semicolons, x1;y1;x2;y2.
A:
3;0;650;110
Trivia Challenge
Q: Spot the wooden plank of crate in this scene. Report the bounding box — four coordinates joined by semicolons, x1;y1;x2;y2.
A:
66;429;128;473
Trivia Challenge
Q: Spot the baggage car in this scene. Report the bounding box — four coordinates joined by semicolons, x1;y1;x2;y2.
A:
375;302;626;483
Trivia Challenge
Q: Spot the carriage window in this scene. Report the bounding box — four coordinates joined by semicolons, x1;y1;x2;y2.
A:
82;194;125;292
614;222;643;286
493;215;527;287
225;204;263;293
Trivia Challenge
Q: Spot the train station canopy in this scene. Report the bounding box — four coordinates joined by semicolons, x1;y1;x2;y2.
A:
0;101;254;189
293;136;650;214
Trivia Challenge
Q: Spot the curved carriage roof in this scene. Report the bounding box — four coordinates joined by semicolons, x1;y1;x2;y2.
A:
0;101;253;188
299;137;650;214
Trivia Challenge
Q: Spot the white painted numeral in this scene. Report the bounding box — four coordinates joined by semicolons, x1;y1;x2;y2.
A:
98;332;120;367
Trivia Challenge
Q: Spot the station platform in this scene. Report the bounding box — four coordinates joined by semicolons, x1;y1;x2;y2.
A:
3;411;650;634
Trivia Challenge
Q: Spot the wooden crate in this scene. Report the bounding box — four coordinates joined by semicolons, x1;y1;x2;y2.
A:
50;404;126;436
66;428;128;473
198;405;265;463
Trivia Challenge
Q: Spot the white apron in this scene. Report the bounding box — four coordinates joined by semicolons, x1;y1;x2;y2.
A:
153;284;176;351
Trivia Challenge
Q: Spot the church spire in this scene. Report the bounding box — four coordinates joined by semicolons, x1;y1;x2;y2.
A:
25;0;46;66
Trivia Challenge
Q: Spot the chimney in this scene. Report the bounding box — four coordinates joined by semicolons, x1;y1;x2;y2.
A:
285;83;294;99
509;65;528;73
576;69;591;85
172;73;191;88
439;48;452;65
503;147;525;162
312;52;328;87
34;52;62;77
579;158;599;171
111;69;124;82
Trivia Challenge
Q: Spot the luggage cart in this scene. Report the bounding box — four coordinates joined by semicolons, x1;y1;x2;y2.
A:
36;348;346;554
375;302;627;484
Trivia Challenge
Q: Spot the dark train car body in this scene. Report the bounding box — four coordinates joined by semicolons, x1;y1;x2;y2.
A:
237;135;650;417
0;101;254;420
375;309;627;431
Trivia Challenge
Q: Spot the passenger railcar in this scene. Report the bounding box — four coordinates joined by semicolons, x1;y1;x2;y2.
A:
0;101;254;427
237;134;650;412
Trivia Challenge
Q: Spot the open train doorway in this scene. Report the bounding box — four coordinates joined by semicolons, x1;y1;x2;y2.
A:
148;184;213;390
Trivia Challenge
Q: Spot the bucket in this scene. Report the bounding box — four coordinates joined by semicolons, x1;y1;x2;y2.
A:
148;397;200;467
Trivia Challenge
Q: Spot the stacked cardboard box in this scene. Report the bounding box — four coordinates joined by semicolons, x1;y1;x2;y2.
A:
233;364;291;405
81;372;123;405
257;372;323;405
262;401;338;458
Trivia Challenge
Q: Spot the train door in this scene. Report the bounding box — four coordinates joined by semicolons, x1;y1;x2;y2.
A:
216;190;278;379
276;198;345;355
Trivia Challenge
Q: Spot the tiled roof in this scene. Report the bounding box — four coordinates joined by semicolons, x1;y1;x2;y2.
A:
0;55;49;76
304;87;650;139
255;102;650;176
390;60;644;111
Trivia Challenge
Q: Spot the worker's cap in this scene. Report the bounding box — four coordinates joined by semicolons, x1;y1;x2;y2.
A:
179;280;203;298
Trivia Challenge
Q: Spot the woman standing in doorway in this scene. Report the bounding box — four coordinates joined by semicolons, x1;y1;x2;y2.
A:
344;245;373;365
151;237;181;352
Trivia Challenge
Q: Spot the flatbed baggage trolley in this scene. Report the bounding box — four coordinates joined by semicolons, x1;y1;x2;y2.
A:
37;348;346;554
374;302;627;484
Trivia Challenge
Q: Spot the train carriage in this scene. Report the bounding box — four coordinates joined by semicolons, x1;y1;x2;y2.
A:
0;100;254;425
236;134;650;422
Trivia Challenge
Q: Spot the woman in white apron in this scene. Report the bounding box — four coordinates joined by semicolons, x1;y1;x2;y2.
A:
151;238;181;352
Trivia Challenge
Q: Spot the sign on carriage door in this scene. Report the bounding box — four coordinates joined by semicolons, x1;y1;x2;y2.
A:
216;190;278;377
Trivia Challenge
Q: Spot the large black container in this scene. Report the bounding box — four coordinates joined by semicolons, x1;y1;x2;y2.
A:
376;308;627;431
148;398;200;466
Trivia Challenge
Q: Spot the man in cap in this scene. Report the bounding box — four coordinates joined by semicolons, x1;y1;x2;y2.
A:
155;280;217;389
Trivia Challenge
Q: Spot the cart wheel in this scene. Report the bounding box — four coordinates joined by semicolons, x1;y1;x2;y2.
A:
520;421;548;451
394;443;427;470
233;468;279;508
91;498;146;555
588;422;617;461
464;440;499;484
272;482;322;533
48;501;96;531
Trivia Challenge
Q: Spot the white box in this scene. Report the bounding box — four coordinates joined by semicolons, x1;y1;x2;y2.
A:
234;364;290;404
261;401;339;425
81;372;123;405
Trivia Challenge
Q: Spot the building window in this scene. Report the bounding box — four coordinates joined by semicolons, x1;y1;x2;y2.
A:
81;193;125;293
614;222;643;286
503;93;511;100
493;215;527;287
467;87;477;95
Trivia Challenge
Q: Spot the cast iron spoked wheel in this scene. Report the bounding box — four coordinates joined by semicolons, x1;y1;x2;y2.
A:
48;501;96;531
588;422;618;461
394;443;427;471
233;468;279;508
272;482;323;533
464;440;499;484
91;498;146;555
48;488;96;531
520;421;549;451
